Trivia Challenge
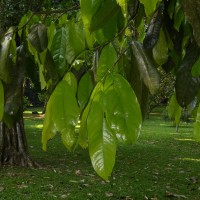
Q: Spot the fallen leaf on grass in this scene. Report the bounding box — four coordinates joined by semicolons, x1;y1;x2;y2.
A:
165;191;187;199
105;192;113;197
0;186;4;192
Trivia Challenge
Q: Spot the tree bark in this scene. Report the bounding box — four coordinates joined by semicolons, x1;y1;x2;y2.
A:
0;118;38;167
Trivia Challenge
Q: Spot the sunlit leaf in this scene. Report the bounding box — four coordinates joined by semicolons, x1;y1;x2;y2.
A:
51;79;79;150
167;94;182;125
139;0;162;17
77;72;94;111
104;74;142;143
66;21;86;64
97;44;118;81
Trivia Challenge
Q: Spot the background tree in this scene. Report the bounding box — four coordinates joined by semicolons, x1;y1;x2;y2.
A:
1;0;200;180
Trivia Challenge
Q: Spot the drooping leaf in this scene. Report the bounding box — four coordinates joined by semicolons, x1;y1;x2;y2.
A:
173;2;184;31
28;23;48;52
96;44;118;81
194;104;200;141
77;72;94;111
47;22;56;49
63;72;77;94
153;28;168;65
180;0;200;47
79;82;103;149
139;0;162;17
51;27;67;77
131;41;160;94
175;42;200;107
0;27;15;83
143;2;164;49
167;94;182;125
88;101;116;180
104;74;142;143
66;21;86;64
51;79;79;150
42;94;57;151
0;80;4;120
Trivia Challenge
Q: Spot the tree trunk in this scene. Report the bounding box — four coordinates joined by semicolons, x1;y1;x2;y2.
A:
0;118;38;167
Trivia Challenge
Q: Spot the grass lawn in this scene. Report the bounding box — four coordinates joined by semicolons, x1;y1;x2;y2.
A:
0;107;200;199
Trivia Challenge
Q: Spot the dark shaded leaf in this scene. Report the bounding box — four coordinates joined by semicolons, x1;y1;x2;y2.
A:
143;2;164;50
175;42;200;107
180;0;200;47
28;23;48;52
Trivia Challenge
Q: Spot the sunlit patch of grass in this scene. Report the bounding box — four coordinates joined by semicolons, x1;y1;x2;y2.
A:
0;107;200;199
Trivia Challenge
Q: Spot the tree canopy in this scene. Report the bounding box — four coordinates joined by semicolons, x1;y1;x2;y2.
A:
1;0;200;179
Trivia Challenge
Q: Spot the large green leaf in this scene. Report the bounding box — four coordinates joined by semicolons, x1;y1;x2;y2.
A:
47;22;56;49
0;80;4;120
80;0;102;29
194;104;200;141
139;0;162;17
89;0;121;33
131;41;160;94
42;94;57;151
0;27;15;83
167;94;182;125
79;82;103;149
51;27;67;77
153;28;168;65
96;44;118;81
180;0;200;47
77;72;94;111
51;80;79;150
104;74;142;143
66;21;86;64
88;101;116;180
28;23;48;52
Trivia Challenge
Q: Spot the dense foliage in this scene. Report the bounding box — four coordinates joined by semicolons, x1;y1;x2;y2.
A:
1;0;200;179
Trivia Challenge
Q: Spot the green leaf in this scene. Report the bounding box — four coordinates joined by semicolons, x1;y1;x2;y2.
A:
90;0;121;33
80;0;102;29
77;72;94;111
173;2;184;31
79;82;103;148
47;22;56;49
116;0;127;16
51;79;79;150
0;27;15;83
66;21;86;64
0;80;4;120
28;23;48;52
192;56;200;77
194;105;200;141
104;74;142;143
63;72;77;95
131;41;160;94
139;0;162;17
88;101;116;180
51;27;67;77
97;44;118;81
180;0;200;47
153;28;168;65
42;94;57;151
167;94;182;125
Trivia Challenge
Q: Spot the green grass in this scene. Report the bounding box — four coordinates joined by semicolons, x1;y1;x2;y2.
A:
1;108;200;199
